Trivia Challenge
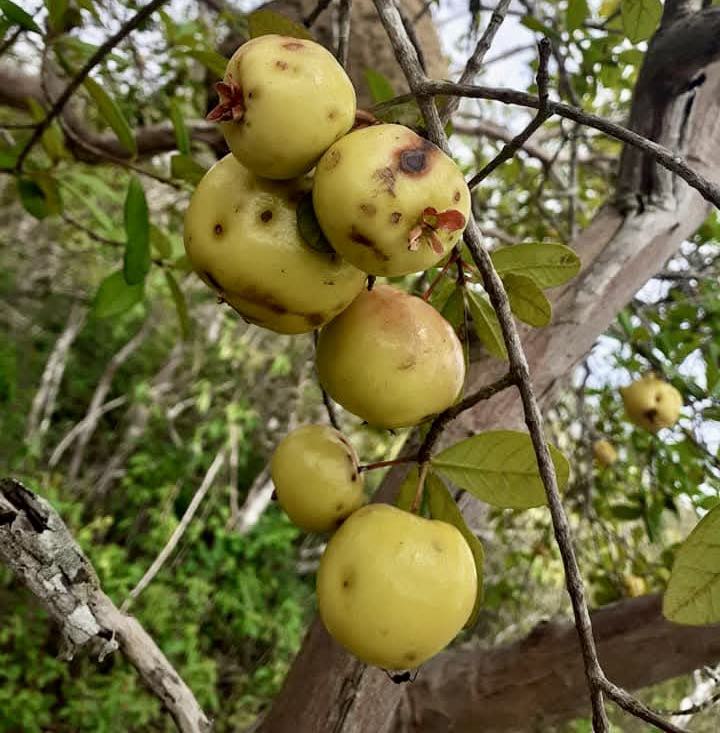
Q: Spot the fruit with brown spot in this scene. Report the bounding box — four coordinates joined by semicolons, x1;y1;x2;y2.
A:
315;284;466;427
313;124;470;276
620;374;683;432
183;154;365;334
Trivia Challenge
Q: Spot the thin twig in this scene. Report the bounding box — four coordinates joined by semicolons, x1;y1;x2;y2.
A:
15;0;171;172
467;39;552;188
336;0;352;68
358;456;418;473
122;449;226;611
659;691;720;718
600;678;690;733
304;0;333;27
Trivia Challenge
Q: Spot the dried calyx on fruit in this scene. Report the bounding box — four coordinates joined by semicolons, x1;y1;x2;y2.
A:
312;123;470;276
207;34;356;180
183;154;365;334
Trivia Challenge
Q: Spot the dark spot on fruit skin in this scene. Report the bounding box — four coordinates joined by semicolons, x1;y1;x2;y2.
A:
323;279;335;286
405;651;418;663
214;223;223;235
453;190;461;202
342;569;355;588
644;408;658;422
360;203;377;216
336;502;345;512
399;357;416;370
396;139;437;177
283;41;305;50
260;209;273;223
307;312;326;326
432;541;443;553
325;149;341;171
275;60;288;70
373;166;396;196
351;472;358;482
390;212;402;224
350;228;375;247
328;109;338;120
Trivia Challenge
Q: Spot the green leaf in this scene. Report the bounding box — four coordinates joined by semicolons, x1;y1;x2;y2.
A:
169;100;190;155
164;270;191;340
396;467;419;512
426;473;484;627
170;154;207;185
431;430;570;509
188;49;228;77
26;98;65;161
123;177;150;285
84;77;137;156
503;273;552;327
374;99;424;129
520;15;562;41
703;405;720;422
247;10;314;40
663;504;720;625
466;290;507;360
17;177;48;219
440;287;465;330
621;0;662;43
490;243;581;288
364;68;395;104
0;0;41;32
150;225;173;259
566;0;589;30
609;503;643;520
296;192;336;254
93;270;144;319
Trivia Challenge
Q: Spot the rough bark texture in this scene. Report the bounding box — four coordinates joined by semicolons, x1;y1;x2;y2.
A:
0;479;211;733
396;595;720;732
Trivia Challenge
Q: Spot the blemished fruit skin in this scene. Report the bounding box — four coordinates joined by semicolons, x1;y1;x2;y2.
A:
316;285;466;428
620;375;683;433
317;504;477;669
183;154;365;334
312;124;471;276
270;425;365;533
218;35;356;180
593;439;618;467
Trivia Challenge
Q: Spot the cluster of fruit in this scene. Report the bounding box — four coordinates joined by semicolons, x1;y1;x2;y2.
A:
184;34;476;670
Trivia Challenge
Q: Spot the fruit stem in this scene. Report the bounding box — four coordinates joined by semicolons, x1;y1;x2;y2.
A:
421;249;460;301
358;455;418;473
410;462;429;514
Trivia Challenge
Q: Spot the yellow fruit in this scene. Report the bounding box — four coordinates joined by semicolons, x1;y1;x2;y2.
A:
593;439;618;467
316;285;465;428
623;574;647;598
209;35;356;180
270;425;365;532
620;375;683;432
312;123;471;276
317;504;476;669
183;154;365;334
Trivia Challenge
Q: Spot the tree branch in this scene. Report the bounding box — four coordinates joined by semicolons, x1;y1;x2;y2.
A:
0;478;211;733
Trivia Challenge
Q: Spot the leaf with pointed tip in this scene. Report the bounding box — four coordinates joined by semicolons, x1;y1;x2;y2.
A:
490;243;581;288
84;77;136;156
466;289;507;360
123;177;150;285
164;270;191;340
93;271;144;319
188;49;228;77
426;472;484;627
396;466;419;512
364;68;395;104
297;192;335;254
621;0;662;43
503;273;552;327
169;100;190;155
247;9;314;40
431;430;570;509
566;0;589;31
0;0;41;32
663;504;720;625
170;154;206;185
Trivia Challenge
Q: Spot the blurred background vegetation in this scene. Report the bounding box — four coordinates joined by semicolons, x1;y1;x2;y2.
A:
0;0;719;730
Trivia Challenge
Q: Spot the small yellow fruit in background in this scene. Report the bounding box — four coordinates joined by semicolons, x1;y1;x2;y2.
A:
183;154;365;334
620;375;683;432
317;504;476;669
270;425;365;532
593;439;618;467
316;284;466;428
209;35;356;180
623;574;647;598
312;123;471;276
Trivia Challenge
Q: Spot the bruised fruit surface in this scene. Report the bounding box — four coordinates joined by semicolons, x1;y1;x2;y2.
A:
316;284;465;428
210;35;356;180
620;375;683;432
312;123;470;276
317;504;477;669
183;154;365;334
593;439;618;467
270;425;365;533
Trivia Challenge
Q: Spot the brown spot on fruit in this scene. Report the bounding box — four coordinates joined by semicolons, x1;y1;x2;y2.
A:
453;190;461;202
351;472;358;482
283;41;305;50
214;223;223;236
644;408;658;422
397;140;436;176
275;60;288;70
399;357;416;370
328;109;338;120
342;569;355;588
360;203;377;216
390;211;402;224
373;166;396;196
324;149;341;171
432;541;443;553
307;312;326;327
350;227;375;247
260;209;273;223
405;651;418;663
336;502;345;512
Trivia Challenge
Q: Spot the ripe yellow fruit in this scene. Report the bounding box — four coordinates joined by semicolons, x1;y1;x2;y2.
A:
312;123;471;276
317;504;477;669
209;35;356;180
593;439;618;467
620;375;683;432
270;425;365;533
623;574;647;598
316;285;465;428
183;154;365;334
